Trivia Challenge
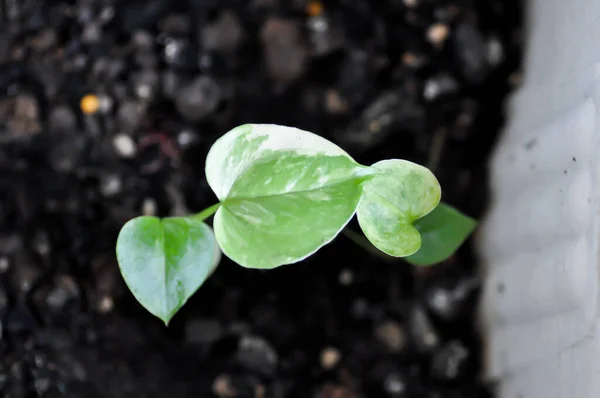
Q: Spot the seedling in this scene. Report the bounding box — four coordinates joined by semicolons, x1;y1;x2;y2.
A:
116;124;476;324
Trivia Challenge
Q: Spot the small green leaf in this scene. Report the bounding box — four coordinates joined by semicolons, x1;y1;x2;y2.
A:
357;159;441;257
116;216;221;325
206;124;375;269
405;203;477;266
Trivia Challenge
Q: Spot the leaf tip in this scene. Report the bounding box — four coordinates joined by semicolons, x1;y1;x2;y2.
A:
156;306;178;326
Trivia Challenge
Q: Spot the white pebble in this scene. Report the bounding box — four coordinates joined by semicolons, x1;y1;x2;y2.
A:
99;95;114;113
142;198;158;216
320;346;341;370
424;80;441;101
100;175;122;197
487;37;504;65
113;134;136;158
98;295;114;313
338;269;354;285
177;130;196;147
0;257;9;273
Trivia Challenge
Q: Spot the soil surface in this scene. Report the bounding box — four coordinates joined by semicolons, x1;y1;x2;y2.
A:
0;0;523;397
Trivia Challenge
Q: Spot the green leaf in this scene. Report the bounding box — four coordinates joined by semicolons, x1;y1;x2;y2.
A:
115;215;221;325
356;159;441;257
205;124;375;269
405;203;477;266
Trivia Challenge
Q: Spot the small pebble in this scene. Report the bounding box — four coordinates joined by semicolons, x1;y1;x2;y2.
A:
99;6;115;23
408;305;439;352
260;17;308;84
338;269;354;285
430;340;469;381
0;257;9;273
306;1;324;17
325;89;348;114
320;346;341;370
454;21;490;84
142;198;158;216
176;129;198;148
100;175;122;197
487;36;504;66
2;94;41;135
80;94;100;115
48;106;77;133
175;76;221;122
33;375;51;394
237;335;278;376
117;100;145;133
423;74;458;101
425;277;479;320
213;374;238;397
82;23;102;43
113;134;137;158
307;14;343;56
201;11;244;52
32;230;50;256
374;320;406;353
45;275;79;311
131;69;160;100
383;372;406;396
162;38;196;69
427;288;452;317
132;30;155;49
426;23;450;47
97;295;114;313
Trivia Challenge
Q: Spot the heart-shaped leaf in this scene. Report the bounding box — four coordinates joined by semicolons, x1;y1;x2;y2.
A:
356;159;441;257
116;215;221;325
206;124;375;269
405;203;477;266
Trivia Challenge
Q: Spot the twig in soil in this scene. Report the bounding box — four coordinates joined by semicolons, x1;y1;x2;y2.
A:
426;128;448;173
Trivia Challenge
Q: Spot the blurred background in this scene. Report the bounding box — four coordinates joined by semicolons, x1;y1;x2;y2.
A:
0;0;523;397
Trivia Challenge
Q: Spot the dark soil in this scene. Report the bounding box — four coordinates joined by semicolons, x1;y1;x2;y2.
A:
0;0;523;397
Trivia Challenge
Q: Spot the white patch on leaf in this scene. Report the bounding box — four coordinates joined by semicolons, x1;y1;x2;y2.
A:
205;124;354;200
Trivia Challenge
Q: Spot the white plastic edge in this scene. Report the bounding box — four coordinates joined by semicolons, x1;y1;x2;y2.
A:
477;0;600;397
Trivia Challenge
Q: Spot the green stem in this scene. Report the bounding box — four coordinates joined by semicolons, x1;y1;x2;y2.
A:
193;203;221;221
341;228;398;263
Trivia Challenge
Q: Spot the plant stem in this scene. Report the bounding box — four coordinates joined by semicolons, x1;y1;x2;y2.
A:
341;228;398;263
193;203;221;221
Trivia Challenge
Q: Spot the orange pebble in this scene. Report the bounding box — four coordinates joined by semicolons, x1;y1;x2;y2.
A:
306;1;324;17
80;94;100;114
